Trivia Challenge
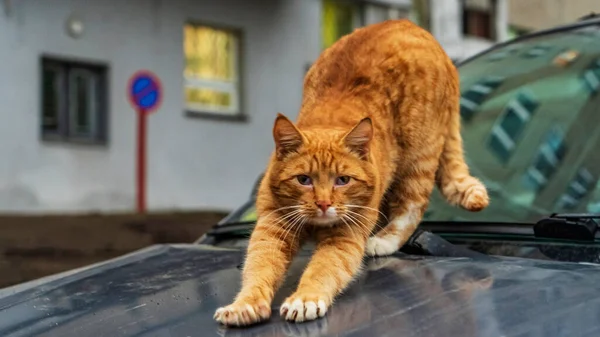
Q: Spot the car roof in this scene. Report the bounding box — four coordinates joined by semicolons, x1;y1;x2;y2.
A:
1;244;600;336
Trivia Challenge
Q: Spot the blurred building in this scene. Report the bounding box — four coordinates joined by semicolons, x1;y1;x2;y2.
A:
508;0;600;35
0;0;414;213
411;0;509;62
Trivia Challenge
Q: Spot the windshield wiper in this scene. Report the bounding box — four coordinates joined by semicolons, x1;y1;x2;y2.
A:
534;213;600;242
204;220;491;260
404;228;498;260
205;221;255;236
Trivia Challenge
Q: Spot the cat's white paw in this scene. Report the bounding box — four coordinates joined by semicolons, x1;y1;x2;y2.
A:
365;236;399;257
280;295;328;323
214;300;271;326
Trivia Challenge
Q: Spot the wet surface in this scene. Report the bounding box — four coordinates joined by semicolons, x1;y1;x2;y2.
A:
1;244;600;336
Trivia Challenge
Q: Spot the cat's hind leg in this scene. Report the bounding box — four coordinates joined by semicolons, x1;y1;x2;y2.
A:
436;92;489;212
365;145;442;257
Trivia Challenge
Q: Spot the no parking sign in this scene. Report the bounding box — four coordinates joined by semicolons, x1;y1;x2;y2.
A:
127;70;163;213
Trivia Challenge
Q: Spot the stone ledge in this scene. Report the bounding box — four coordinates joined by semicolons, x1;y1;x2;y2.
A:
0;211;227;289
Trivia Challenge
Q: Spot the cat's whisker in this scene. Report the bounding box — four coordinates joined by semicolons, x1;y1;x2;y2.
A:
345;204;389;223
264;209;305;255
343;214;372;238
345;209;386;232
347;212;379;238
275;213;307;257
265;212;301;254
344;209;377;226
260;205;304;222
279;212;306;249
339;216;357;239
292;216;308;245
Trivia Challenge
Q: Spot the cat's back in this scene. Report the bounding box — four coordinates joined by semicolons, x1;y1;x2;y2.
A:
304;19;452;96
343;19;444;56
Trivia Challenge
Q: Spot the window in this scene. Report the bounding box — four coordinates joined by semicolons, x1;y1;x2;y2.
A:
322;0;362;50
41;57;107;143
523;128;567;191
462;0;496;40
556;168;595;211
460;76;504;121
487;90;539;163
183;23;241;117
462;9;491;39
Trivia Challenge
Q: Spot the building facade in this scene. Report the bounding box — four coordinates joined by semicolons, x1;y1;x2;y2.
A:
411;0;509;62
508;0;600;34
0;0;413;214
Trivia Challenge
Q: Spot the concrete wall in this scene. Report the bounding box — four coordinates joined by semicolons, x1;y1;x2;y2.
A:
0;0;323;213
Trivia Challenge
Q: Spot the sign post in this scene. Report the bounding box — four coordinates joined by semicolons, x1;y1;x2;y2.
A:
128;70;162;213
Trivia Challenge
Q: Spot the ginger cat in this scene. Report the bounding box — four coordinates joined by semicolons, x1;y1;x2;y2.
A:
214;19;489;326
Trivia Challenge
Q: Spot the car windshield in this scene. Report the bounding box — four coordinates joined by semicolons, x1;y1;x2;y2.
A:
227;23;600;226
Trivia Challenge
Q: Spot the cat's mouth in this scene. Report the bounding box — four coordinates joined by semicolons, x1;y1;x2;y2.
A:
309;207;339;226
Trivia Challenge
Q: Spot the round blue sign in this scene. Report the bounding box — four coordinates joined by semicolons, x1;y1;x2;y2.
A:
128;71;162;113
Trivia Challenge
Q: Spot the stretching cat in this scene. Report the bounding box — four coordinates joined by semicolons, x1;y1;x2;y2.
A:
214;19;489;326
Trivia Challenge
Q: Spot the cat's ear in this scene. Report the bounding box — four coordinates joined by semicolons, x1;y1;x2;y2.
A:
273;113;304;159
343;118;372;160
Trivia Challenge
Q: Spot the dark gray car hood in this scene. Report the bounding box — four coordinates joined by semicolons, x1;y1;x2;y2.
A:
0;244;600;337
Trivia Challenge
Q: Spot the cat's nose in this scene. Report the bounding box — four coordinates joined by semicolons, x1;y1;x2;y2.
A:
315;200;332;212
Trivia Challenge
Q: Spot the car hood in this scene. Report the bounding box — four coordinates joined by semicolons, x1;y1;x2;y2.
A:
1;244;600;337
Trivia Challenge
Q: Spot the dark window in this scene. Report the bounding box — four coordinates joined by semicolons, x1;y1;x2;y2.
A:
462;8;492;39
523;128;567;191
487;90;539;163
460;76;504;121
41;57;107;143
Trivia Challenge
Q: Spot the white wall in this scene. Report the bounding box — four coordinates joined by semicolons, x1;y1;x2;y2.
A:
0;0;322;213
430;0;508;61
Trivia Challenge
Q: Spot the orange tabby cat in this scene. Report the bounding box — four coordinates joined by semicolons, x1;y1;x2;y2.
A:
214;19;489;326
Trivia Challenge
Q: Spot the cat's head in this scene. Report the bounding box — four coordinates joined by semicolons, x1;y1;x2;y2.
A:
266;113;378;227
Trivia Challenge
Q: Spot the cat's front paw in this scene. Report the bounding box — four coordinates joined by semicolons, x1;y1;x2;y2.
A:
365;236;399;257
214;299;271;326
280;292;329;323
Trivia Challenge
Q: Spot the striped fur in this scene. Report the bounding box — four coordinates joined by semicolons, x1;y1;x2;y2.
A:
214;19;489;326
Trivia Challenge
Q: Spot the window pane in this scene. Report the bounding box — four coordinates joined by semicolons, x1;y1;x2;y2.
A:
322;0;358;50
69;69;98;138
185;87;232;110
463;9;491;39
500;110;525;140
183;23;240;114
184;24;237;82
42;67;63;133
460;76;504;121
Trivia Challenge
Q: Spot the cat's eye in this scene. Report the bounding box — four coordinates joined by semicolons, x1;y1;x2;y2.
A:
335;176;351;186
296;175;313;186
